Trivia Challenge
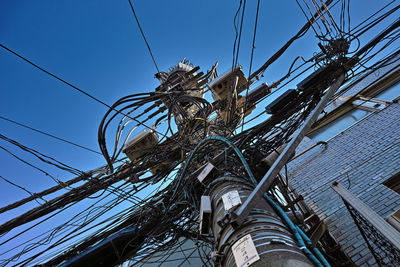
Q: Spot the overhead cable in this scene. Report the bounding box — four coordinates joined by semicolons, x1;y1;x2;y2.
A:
0;115;101;155
127;0;160;73
0;43;167;140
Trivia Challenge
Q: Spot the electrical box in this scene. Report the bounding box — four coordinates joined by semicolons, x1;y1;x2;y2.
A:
297;64;330;91
245;82;271;106
218;95;256;124
237;95;256;117
199;196;212;235
123;128;158;163
197;162;214;183
155;60;205;128
208;66;248;101
265;89;299;114
149;142;181;175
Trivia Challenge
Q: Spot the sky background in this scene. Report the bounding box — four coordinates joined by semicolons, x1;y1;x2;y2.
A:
0;0;397;265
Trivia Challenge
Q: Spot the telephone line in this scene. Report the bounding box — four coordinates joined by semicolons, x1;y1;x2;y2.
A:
0;115;101;155
0;43;167;139
127;0;160;73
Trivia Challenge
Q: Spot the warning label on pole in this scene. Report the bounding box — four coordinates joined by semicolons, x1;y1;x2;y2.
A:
232;234;260;267
222;190;242;211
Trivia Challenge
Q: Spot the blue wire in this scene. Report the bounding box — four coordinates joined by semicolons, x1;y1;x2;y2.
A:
264;194;325;267
174;135;331;266
296;226;331;267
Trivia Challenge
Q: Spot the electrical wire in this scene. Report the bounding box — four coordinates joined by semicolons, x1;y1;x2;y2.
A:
2;2;400;266
127;0;160;73
0;115;101;155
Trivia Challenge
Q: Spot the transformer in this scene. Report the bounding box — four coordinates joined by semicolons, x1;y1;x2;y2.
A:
122;128;158;163
155;59;206;128
208;66;248;101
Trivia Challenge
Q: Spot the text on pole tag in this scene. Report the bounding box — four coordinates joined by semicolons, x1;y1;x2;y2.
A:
222;190;241;211
232;234;260;267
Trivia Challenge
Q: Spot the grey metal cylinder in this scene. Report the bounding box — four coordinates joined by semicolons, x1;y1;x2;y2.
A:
209;181;313;267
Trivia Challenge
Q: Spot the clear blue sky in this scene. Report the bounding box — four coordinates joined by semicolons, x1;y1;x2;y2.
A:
0;0;396;264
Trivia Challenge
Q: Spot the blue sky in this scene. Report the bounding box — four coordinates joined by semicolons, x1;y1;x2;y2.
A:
0;0;314;207
0;0;397;264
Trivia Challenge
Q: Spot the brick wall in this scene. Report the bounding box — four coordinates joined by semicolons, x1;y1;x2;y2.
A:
288;103;400;266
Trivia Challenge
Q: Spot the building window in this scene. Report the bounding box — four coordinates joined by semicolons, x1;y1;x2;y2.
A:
308;108;371;142
386;209;400;232
376;81;400;102
383;172;400;231
383;172;400;194
308;84;400;143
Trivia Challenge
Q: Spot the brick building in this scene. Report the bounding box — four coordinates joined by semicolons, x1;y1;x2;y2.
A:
287;57;400;266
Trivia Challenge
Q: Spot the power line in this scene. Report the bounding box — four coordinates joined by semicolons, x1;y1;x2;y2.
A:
0;145;61;184
232;0;244;70
0;43;114;110
127;0;160;73
0;115;101;155
0;174;45;204
0;43;167;140
249;0;334;80
0;133;84;176
248;0;261;79
234;0;247;68
241;0;261;132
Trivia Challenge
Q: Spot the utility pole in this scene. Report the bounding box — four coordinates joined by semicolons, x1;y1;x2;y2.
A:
151;59;346;266
3;3;400;265
208;180;313;266
203;75;344;267
16;57;349;266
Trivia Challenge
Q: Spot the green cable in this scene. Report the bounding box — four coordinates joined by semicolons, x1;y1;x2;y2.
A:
179;135;257;185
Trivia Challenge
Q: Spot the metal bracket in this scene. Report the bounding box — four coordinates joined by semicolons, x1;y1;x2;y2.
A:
232;74;345;226
332;181;400;250
309;221;328;246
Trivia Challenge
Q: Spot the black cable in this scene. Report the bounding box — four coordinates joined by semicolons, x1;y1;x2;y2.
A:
0;43;162;139
0;115;101;155
249;0;334;80
0;43;114;110
232;0;243;71
234;0;247;69
0;145;61;185
127;0;160;73
247;0;261;80
0;175;46;204
9;182;141;266
350;0;395;33
0;133;83;176
241;0;261;132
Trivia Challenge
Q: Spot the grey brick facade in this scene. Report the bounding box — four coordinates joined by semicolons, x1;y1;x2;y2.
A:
288;103;400;266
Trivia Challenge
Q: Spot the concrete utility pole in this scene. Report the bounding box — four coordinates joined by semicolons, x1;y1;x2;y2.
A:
208;181;313;266
151;58;343;266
